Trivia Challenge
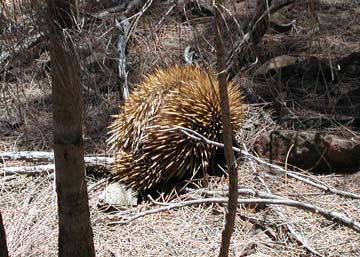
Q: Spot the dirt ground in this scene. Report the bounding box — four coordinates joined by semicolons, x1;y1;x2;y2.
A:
1;0;360;256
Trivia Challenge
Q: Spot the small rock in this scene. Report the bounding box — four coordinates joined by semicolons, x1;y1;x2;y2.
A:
99;183;138;207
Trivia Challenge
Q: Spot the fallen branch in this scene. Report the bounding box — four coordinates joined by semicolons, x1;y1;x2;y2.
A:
0;33;45;72
201;175;323;257
90;0;148;19
0;151;114;175
0;164;54;175
186;187;287;200
0;151;54;162
0;151;113;164
168;126;360;200
226;0;295;77
243;142;322;256
110;196;360;234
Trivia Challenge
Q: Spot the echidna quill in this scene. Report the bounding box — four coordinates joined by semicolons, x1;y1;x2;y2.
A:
108;65;245;191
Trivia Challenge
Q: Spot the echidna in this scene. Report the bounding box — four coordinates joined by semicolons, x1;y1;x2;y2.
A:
108;65;245;191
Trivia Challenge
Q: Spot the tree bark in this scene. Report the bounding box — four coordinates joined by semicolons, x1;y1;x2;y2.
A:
47;1;95;256
0;211;9;257
214;1;239;257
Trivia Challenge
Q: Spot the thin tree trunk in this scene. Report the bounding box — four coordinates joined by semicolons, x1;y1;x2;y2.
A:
47;1;95;256
0;211;9;257
214;1;239;257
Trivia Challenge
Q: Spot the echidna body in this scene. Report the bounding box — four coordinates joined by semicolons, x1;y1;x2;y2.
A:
108;65;245;191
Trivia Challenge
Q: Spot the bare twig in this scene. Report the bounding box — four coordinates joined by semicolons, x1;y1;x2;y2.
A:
110;197;360;233
187;187;286;200
166;126;360;200
226;0;295;76
123;0;153;45
213;1;238;256
243;144;323;257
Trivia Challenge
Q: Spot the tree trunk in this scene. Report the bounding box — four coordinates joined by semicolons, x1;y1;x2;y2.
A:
0;211;9;257
214;1;239;257
47;1;95;256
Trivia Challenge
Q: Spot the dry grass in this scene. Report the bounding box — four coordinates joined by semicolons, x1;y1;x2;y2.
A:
1;162;359;256
1;0;360;256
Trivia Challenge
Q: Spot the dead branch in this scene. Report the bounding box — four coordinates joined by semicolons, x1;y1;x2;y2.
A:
0;151;113;164
226;0;295;77
115;17;130;101
167;126;360;199
109;196;360;234
242;144;322;256
0;164;55;175
214;0;239;256
0;151;54;162
90;0;147;19
0;33;45;73
0;151;114;175
187;187;286;200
